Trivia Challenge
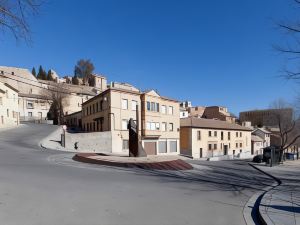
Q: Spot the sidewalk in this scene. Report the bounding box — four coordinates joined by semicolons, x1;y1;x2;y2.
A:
255;160;300;225
40;126;76;152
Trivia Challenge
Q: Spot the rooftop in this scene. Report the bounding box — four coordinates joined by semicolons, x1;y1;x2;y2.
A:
180;117;252;131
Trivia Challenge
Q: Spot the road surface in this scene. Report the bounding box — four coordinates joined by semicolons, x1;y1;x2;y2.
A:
0;123;274;225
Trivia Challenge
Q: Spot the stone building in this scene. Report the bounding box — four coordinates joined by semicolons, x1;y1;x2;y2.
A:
180;117;252;159
81;83;180;155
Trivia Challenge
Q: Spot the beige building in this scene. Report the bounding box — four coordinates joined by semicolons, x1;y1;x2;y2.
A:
0;66;103;122
180;117;252;159
65;111;82;128
252;128;271;148
251;135;264;155
202;106;237;123
81;83;180;155
0;81;19;128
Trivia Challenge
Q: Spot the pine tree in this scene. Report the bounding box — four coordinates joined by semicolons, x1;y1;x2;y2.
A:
47;70;53;81
41;69;47;80
32;67;36;77
37;65;43;79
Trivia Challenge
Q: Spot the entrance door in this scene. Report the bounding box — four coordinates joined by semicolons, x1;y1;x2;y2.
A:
144;142;157;155
224;145;228;155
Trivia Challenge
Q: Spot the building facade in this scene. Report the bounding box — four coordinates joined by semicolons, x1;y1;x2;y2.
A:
0;81;19;128
251;135;264;155
180;117;252;159
252;128;271;148
239;108;293;128
81;85;180;155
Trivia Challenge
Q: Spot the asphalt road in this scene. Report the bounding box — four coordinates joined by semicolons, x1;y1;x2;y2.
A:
0;123;274;225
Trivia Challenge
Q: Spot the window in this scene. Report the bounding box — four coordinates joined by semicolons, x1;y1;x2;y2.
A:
151;102;155;111
122;119;128;130
233;150;235;155
150;122;156;131
100;100;103;111
146;101;151;111
228;132;231;140
28;112;32;117
169;123;174;131
236;132;238;137
155;122;160;130
159;141;167;153
162;122;167;132
170;141;177;152
214;131;217;137
240;143;242;148
122;140;129;150
209;131;212;137
208;144;212;150
7;109;9;117
161;105;166;114
27;101;34;109
240;132;242;137
214;144;217;150
156;103;159;112
197;131;201;140
122;99;128;110
146;122;151;130
93;104;95;113
236;143;238;148
221;131;223;140
168;106;173;115
132;100;137;111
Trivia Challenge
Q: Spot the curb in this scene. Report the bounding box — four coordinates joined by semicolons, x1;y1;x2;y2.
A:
243;163;281;225
73;153;194;171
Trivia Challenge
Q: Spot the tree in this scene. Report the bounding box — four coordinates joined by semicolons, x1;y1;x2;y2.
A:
37;65;47;80
47;70;53;81
275;0;300;80
72;74;79;85
269;99;300;162
74;59;94;86
32;67;36;77
0;0;42;42
43;83;69;125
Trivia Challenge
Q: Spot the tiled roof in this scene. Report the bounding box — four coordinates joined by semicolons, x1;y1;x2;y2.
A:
180;117;252;131
251;135;263;142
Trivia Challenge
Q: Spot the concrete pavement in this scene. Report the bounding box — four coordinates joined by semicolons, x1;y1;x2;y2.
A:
254;161;300;225
0;123;275;225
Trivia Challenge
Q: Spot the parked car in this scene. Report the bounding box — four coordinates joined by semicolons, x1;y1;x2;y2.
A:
252;154;263;163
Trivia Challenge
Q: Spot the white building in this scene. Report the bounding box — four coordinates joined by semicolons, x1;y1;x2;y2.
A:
0;81;19;128
252;128;271;148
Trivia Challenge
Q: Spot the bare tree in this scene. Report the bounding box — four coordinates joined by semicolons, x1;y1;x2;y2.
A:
0;0;42;42
275;0;300;80
74;59;95;86
42;83;69;125
269;99;300;161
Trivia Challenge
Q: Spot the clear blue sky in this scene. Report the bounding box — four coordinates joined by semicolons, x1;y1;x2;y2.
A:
0;0;299;115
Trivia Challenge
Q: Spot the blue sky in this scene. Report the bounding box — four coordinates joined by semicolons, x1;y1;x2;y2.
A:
0;0;299;115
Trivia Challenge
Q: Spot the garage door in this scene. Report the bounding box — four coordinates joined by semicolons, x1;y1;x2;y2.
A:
144;142;157;155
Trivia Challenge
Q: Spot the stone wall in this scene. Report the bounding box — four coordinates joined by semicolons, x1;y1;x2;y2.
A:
65;131;112;153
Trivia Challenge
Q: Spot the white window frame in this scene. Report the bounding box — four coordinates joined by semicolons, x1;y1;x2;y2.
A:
161;105;166;114
168;106;173;115
131;100;137;111
122;99;128;110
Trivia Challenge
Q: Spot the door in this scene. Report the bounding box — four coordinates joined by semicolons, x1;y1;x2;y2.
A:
144;142;157;155
200;148;203;158
224;145;228;155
